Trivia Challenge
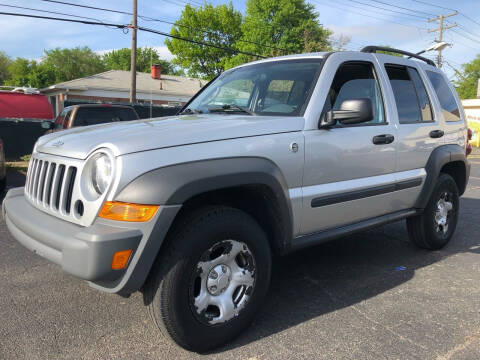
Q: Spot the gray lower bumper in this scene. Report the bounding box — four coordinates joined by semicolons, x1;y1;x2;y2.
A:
3;188;181;295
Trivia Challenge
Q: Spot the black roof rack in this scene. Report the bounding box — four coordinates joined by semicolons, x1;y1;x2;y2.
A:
360;46;436;67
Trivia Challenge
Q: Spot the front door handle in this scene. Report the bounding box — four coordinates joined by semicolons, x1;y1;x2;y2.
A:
430;130;444;138
373;134;395;145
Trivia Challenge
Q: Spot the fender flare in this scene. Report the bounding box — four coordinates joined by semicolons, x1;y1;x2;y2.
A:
415;144;469;209
115;156;294;248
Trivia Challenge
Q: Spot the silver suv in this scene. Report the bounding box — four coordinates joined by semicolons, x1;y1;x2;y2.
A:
2;47;471;352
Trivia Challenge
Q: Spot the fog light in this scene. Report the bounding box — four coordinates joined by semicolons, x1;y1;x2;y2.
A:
111;249;133;270
99;201;159;222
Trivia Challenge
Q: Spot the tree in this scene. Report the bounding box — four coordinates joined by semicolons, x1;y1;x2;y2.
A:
228;0;331;67
0;51;12;85
166;3;243;79
102;47;181;75
5;47;105;89
377;45;402;57
455;54;480;99
41;46;105;83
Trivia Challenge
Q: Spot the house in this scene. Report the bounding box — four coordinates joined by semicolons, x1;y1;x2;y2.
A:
40;65;206;116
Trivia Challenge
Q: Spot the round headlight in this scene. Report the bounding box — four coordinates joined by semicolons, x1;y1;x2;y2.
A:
91;153;112;195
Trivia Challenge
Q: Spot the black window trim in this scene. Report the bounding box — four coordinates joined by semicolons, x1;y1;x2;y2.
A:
384;63;436;125
322;60;388;128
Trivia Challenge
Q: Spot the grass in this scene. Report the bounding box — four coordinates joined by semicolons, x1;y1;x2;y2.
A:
6;161;29;175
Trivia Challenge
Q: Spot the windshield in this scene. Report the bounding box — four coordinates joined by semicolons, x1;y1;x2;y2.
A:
183;59;323;116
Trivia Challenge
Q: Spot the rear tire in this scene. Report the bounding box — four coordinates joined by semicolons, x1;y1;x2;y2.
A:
407;173;459;250
143;206;271;352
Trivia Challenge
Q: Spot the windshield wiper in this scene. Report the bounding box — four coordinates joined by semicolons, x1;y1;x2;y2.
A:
209;104;253;115
179;108;202;115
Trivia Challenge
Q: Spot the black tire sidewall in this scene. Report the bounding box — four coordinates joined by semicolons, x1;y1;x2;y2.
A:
423;174;459;248
154;207;271;351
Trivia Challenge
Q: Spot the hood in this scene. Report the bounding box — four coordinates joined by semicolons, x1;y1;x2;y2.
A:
36;114;304;159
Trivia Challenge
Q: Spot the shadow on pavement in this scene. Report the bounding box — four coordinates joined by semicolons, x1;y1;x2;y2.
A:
210;195;480;353
0;168;26;204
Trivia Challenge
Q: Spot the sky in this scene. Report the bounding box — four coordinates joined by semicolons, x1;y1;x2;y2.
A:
0;0;479;79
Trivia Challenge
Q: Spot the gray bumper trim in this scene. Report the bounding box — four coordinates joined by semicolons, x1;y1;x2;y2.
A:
4;188;143;282
3;187;181;294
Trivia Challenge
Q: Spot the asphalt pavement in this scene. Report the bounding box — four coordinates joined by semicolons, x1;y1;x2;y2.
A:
2;158;480;360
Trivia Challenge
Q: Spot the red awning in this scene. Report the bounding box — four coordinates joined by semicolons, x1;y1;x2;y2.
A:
0;92;54;120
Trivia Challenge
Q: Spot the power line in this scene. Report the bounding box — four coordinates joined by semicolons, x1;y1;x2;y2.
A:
334;0;429;23
409;0;455;12
408;0;480;29
0;11;266;59
344;0;429;19
37;0;288;54
313;0;427;30
0;3;115;28
369;0;436;16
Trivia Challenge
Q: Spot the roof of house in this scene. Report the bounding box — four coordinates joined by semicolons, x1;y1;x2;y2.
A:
41;70;206;97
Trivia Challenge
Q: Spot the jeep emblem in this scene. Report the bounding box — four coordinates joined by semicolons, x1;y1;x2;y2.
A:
51;140;64;148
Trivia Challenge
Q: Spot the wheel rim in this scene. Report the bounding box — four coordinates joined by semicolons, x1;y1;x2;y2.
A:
190;240;256;325
434;191;454;236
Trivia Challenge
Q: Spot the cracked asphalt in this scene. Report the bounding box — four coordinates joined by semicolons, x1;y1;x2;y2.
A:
2;158;480;360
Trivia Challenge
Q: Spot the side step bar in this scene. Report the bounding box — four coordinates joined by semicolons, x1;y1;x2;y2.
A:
290;209;420;252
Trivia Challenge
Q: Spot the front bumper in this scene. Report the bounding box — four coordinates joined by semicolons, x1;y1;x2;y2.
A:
3;187;180;295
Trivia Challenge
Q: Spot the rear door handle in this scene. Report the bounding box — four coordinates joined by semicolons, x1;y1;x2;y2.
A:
372;134;395;145
430;130;444;138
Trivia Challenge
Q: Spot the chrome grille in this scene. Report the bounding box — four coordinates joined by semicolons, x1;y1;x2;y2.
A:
25;157;77;214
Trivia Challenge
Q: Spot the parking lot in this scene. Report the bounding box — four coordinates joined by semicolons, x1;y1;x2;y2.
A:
1;158;480;360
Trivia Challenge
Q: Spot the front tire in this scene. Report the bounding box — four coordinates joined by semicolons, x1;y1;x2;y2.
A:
407;173;459;250
144;206;271;352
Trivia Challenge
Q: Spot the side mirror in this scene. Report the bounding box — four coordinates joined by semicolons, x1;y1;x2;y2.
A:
319;98;374;128
41;121;54;130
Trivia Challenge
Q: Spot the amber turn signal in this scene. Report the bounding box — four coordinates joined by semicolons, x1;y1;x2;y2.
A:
99;201;159;222
111;249;133;270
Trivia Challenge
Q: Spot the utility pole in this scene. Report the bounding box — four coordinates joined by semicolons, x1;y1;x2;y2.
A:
428;11;457;68
130;0;137;103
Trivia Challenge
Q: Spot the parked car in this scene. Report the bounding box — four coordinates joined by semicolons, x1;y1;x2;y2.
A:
42;104;140;132
0;138;5;192
3;47;471;352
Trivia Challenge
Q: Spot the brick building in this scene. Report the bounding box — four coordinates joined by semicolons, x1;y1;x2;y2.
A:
40;66;206;116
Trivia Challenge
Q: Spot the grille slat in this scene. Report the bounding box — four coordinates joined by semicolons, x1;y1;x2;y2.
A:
25;156;77;217
58;165;70;212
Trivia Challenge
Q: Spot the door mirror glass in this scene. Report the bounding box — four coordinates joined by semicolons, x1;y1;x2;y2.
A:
319;98;373;127
41;121;54;130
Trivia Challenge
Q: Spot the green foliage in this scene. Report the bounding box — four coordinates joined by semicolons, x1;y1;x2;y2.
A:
165;3;243;79
0;51;12;85
455;54;480;99
42;47;105;83
102;47;182;75
5;58;55;88
5;47;104;88
227;0;332;68
377;45;403;57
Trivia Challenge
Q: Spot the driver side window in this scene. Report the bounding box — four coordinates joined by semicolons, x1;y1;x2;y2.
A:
323;62;385;125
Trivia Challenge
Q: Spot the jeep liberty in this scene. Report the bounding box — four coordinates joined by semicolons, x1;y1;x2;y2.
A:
2;47;471;352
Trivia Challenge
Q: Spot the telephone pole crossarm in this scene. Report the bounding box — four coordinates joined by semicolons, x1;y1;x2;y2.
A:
427;11;457;68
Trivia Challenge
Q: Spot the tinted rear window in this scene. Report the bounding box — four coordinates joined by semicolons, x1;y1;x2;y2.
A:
385;65;421;123
426;71;460;122
73;107;137;126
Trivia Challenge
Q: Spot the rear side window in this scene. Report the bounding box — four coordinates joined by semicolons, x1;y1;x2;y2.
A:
114;108;138;121
385;65;433;123
426;71;461;122
73;107;133;127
